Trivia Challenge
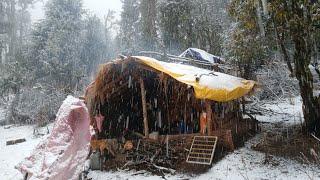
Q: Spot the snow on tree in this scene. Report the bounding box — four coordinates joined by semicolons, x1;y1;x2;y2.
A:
81;15;107;78
117;0;141;55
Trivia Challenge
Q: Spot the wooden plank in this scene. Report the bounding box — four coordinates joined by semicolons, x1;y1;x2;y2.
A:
186;161;211;165
188;156;212;160
194;135;217;139
192;144;215;147
193;139;216;143
189;152;212;156
190;148;213;151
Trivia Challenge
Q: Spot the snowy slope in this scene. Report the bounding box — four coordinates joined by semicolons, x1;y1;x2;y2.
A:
254;96;303;125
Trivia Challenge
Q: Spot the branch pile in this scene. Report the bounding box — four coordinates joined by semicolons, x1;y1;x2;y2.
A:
121;137;192;176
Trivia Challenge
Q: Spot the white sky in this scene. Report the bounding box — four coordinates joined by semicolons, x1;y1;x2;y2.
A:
29;0;123;23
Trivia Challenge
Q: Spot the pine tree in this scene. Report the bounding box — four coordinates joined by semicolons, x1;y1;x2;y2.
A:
81;15;107;77
0;0;35;124
159;0;194;53
140;0;157;50
226;0;268;79
118;0;141;55
30;0;84;92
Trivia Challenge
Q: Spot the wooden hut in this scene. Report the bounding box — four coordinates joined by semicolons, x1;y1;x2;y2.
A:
85;56;257;171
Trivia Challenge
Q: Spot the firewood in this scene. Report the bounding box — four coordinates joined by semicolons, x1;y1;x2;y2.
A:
6;138;26;145
151;163;176;174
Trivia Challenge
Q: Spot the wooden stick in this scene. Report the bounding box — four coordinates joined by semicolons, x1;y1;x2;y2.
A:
206;100;213;136
311;133;320;143
166;135;169;157
184;102;187;133
140;77;149;138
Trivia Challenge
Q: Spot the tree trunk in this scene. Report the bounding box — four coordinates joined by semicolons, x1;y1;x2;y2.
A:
6;92;20;125
293;38;320;135
140;0;157;50
290;1;320;136
8;0;16;61
274;23;294;75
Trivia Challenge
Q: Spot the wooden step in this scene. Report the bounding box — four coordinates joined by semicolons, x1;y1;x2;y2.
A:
191;147;213;150
189;152;212;156
194;139;216;143
192;144;215;147
188;156;212;160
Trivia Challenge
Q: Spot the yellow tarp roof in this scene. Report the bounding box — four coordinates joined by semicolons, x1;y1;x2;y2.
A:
134;56;256;102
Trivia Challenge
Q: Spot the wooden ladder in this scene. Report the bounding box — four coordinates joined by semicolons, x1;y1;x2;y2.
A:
186;136;218;165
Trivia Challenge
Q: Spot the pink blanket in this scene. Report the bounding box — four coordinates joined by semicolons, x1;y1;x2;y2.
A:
16;96;91;180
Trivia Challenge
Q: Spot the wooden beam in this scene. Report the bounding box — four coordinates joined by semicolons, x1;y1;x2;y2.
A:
140;77;149;138
205;100;213;136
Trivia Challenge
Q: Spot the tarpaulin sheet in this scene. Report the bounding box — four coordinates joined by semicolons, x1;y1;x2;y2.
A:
134;56;256;102
179;48;224;64
16;96;91;180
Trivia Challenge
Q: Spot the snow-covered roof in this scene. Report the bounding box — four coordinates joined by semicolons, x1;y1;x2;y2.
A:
179;48;224;64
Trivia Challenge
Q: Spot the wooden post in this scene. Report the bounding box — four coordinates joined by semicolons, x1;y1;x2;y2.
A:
226;130;235;151
140;77;149;138
184;102;187;134
205;100;213;135
166;135;169;157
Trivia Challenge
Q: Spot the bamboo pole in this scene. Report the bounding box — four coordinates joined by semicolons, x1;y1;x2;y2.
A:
206;100;213;135
184;102;187;134
140;77;149;138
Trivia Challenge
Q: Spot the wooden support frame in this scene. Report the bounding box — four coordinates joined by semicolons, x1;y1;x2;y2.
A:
140;77;149;138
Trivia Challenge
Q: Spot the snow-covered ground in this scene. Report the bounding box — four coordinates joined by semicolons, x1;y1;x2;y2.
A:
196;137;320;180
254;96;303;125
1;96;319;180
87;135;320;180
87;96;320;180
0;124;52;180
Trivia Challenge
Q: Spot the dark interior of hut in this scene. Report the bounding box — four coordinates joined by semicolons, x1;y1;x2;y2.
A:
95;60;248;142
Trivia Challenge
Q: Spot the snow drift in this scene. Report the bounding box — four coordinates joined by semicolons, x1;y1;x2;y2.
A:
16;96;91;180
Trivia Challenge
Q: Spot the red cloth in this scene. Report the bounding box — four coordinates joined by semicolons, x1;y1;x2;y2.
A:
200;112;207;134
95;114;105;133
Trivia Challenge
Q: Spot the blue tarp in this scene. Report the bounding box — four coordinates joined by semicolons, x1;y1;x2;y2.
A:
179;48;224;64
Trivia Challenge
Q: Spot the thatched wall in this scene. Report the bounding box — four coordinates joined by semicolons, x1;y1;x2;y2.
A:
85;57;244;139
